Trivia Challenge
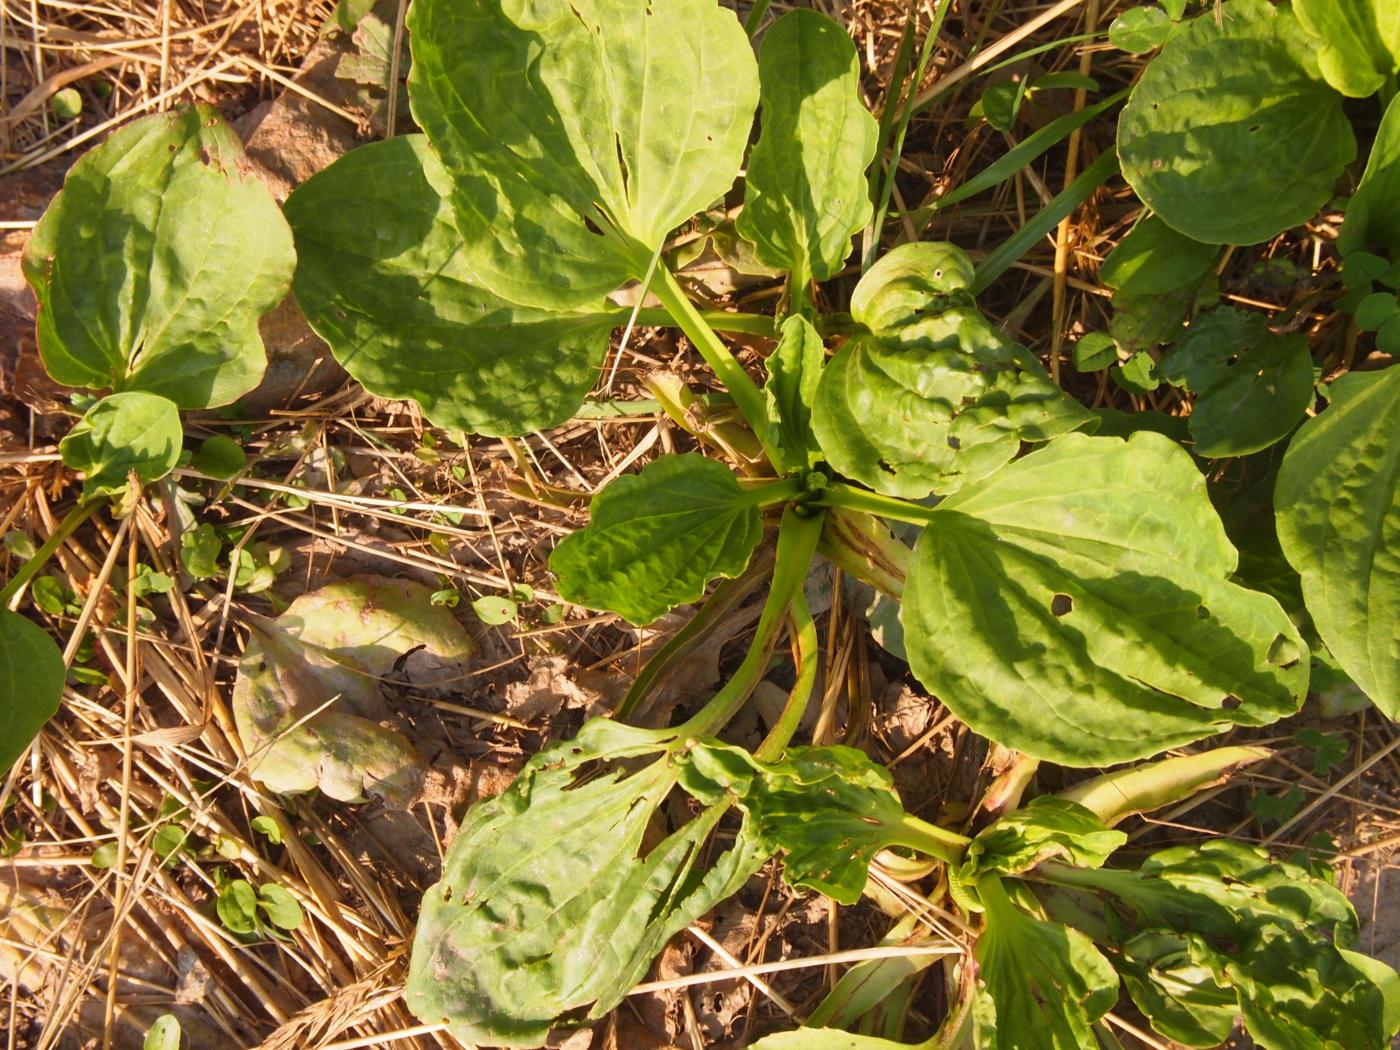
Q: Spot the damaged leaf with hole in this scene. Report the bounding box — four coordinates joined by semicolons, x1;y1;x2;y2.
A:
232;575;474;806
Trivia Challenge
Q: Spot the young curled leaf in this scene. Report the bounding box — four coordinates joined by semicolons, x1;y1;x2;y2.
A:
550;454;767;625
764;315;826;473
958;798;1126;889
812;309;1094;499
849;241;977;334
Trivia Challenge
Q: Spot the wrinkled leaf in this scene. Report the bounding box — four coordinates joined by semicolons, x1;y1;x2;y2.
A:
1339;93;1400;257
407;0;757;308
59;392;182;498
812;312;1093;498
959;798;1126;886
849;241;976;334
972;876;1119;1050
902;432;1308;765
1295;0;1400;98
1100;215;1218;295
286;136;617;436
22;105;294;408
679;743;954;905
1114;931;1239;1047
764;315;825;472
738;9;877;285
550;454;765;624
1161;308;1315;458
0;610;64;775
406;719;768;1048
1117;0;1355;245
1275;367;1400;717
1047;840;1400;1050
232;576;474;804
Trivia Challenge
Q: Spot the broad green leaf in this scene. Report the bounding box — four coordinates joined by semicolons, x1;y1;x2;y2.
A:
549;454;765;625
22;105;294;408
1161;308;1315;458
1108;6;1175;52
1117;0;1355;245
1275;367;1400;717
1338;94;1400;256
765;315;825;472
1295;0;1400;98
849;241;976;334
59;392;182;498
0;610;64;775
285;136;616;436
407;0;757;308
812;312;1093;499
738;10;876;285
1108;287;1194;356
972;876;1119;1050
1100;215;1218;295
233;577;475;804
405;719;769;1048
959;798;1126;887
902;432;1308;766
1071;332;1117;372
678;743;959;905
1048;840;1400;1050
217;879;259;935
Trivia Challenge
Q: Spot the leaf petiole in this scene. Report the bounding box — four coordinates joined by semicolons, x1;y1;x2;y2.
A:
650;264;782;465
814;482;938;525
755;591;818;760
678;506;825;737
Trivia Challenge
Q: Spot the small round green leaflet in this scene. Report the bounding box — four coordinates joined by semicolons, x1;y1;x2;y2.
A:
143;1014;182;1050
0;609;65;776
1117;0;1355;246
50;87;82;121
471;595;517;626
901;432;1307;766
1160;308;1315;458
189;435;246;479
1276;366;1400;718
59;391;182;499
1108;6;1174;53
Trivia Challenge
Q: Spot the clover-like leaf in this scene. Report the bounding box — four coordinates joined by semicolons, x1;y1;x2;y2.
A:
549;454;766;625
737;9;877;286
1295;0;1400;98
406;719;769;1048
1160;308;1315;458
0;610;64;776
1117;0;1355;245
902;432;1308;766
1339;94;1400;257
286;136;617;436
959;798;1126;886
232;575;475;805
972;876;1120;1050
812;310;1093;498
407;0;757;309
1275;366;1400;718
22;105;294;408
764;315;825;473
59;392;182;499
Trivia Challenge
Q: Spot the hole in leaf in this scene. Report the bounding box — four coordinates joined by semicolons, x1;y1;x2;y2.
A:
1248;124;1262;133
1267;633;1299;665
947;435;962;450
583;214;604;236
1051;593;1073;617
1196;605;1209;620
1225;354;1239;366
1222;695;1241;710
